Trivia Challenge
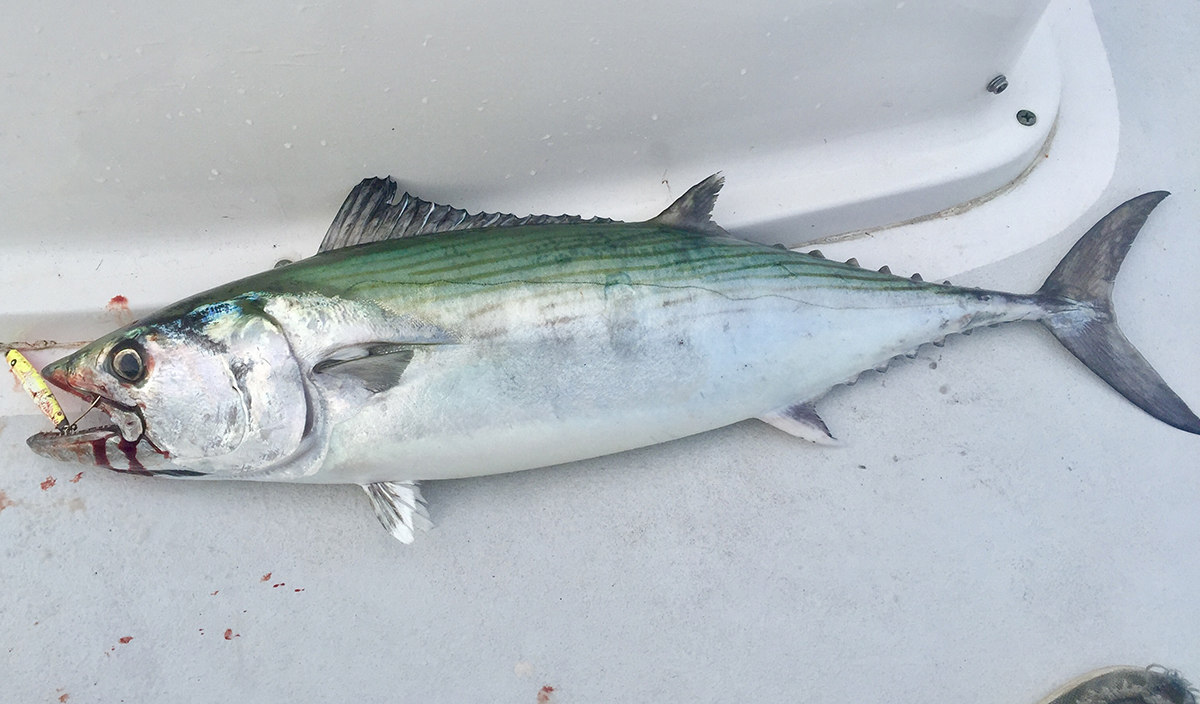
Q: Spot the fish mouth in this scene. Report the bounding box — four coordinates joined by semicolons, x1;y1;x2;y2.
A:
25;422;171;474
25;366;175;474
43;363;147;440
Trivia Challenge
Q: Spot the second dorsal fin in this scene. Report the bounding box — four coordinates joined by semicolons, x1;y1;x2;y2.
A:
647;173;727;235
317;177;616;253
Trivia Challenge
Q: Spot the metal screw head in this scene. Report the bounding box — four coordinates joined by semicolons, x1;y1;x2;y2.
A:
987;75;1008;94
1016;109;1037;126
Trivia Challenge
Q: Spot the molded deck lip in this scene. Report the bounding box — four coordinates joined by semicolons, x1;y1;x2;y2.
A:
789;1;1118;281
701;14;1063;248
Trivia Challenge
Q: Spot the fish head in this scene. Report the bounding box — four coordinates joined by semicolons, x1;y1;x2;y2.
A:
28;297;309;477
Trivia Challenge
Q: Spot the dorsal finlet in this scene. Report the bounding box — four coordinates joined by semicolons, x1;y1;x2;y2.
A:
647;173;727;235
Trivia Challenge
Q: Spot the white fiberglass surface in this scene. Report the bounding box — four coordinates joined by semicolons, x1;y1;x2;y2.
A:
0;0;1059;345
1;1;1197;703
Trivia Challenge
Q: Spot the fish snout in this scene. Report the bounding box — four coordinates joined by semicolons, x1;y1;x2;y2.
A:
40;354;105;401
40;358;75;393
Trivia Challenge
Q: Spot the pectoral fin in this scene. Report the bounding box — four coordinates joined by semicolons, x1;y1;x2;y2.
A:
758;402;838;445
313;344;414;394
363;481;433;544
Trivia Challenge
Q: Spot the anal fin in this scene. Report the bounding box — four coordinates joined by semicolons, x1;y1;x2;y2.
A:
758;402;838;445
363;481;433;544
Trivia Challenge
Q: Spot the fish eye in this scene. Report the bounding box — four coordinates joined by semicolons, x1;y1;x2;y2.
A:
109;343;147;383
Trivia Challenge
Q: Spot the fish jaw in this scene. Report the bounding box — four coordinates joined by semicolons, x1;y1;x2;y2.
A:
26;426;174;473
42;349;143;435
26;347;173;472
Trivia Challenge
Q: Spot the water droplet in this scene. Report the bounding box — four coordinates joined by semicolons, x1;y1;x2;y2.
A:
245;119;253;125
651;113;658;121
211;169;219;176
421;97;428;104
529;169;537;176
740;68;747;75
320;140;327;146
283;142;292;149
249;198;257;203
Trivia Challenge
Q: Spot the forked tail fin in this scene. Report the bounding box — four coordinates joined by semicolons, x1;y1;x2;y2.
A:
1038;191;1200;434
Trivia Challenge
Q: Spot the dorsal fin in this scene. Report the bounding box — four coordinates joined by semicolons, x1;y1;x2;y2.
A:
647;173;727;235
318;177;616;253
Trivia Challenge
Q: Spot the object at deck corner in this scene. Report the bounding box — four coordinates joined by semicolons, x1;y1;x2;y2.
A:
1033;665;1195;704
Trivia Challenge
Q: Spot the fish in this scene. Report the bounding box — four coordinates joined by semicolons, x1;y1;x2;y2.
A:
23;175;1200;542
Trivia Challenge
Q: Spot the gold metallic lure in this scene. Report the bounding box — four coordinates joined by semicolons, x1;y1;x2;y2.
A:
6;348;70;432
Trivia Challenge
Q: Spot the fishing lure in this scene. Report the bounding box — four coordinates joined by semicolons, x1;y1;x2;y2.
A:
6;348;71;432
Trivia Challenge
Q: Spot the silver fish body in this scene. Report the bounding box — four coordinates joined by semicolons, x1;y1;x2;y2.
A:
27;176;1199;541
271;234;1044;484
